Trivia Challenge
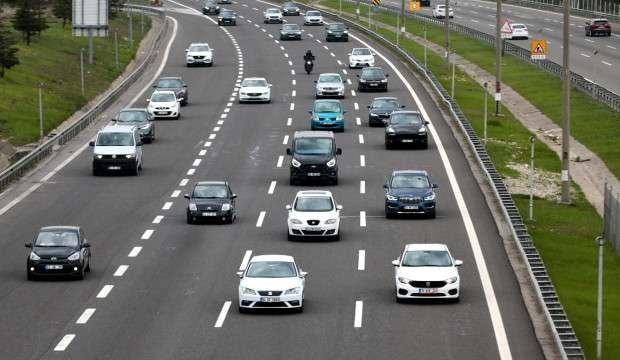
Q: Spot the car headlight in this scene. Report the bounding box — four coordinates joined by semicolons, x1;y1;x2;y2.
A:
381;79;388;83
189;203;197;211
291;158;301;168
343;30;348;33
327;30;333;34
289;218;302;224
29;252;40;261
418;126;427;133
326;157;336;167
446;276;458;284
125;154;135;159
386;127;396;134
221;203;231;211
141;124;151;130
386;194;398;201
424;192;436;201
397;276;410;284
312;114;319;121
68;252;80;261
216;6;219;8
284;287;301;295
359;78;366;83
241;287;257;295
336;115;343;121
325;218;337;224
95;154;103;159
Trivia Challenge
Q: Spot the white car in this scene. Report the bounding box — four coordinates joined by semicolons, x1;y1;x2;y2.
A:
348;47;375;68
238;77;271;103
264;8;283;23
432;4;454;19
392;243;462;302
91;125;143;176
185;42;214;67
237;254;307;312
146;90;180;119
287;190;342;241
510;23;529;40
304;10;324;25
315;73;345;98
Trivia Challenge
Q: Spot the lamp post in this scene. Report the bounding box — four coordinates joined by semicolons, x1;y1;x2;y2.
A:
38;83;45;144
483;82;488;144
561;0;571;204
595;235;604;360
529;136;535;221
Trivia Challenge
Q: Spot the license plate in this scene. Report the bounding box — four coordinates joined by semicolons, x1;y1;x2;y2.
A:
419;288;438;294
307;172;320;177
155;111;167;115
304;227;320;231
260;297;280;302
45;265;63;270
404;205;419;210
202;212;217;216
401;139;414;143
108;166;121;170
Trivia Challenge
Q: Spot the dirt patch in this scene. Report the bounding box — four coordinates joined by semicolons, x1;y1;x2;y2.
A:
504;162;562;201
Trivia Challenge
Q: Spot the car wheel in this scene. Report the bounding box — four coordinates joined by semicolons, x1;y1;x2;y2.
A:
93;167;100;176
27;272;36;281
239;306;248;314
385;141;392;150
288;233;296;241
296;305;304;313
331;177;338;186
395;292;403;303
187;212;194;224
386;209;395;219
85;257;91;272
333;233;341;241
76;267;85;280
289;178;297;186
428;209;436;219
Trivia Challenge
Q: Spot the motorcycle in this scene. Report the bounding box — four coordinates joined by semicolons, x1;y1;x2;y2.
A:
304;60;314;74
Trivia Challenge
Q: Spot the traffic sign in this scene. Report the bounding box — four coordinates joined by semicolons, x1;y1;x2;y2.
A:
372;0;381;6
530;39;548;60
500;19;513;39
409;0;420;12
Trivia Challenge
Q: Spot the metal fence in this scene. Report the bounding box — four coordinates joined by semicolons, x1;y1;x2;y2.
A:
347;0;620;112
0;5;167;195
604;184;620;254
505;0;620;21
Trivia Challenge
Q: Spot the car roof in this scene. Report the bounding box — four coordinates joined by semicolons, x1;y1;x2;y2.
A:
390;110;422;116
189;42;210;47
152;90;176;95
242;77;267;81
404;243;449;252
195;181;227;186
319;73;341;77
372;96;398;101
296;190;333;197
266;7;280;10
40;226;80;232
362;66;383;71
99;124;136;133
314;99;341;104
119;108;148;113
158;76;182;81
250;254;295;263
392;169;429;176
592;18;609;22
294;130;334;138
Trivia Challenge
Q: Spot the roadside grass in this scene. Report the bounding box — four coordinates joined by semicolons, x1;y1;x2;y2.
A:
319;0;620;179
0;12;151;145
313;1;620;358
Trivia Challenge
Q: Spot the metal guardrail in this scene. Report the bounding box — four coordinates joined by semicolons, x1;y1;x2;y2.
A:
504;0;620;22
0;5;167;195
603;183;620;254
300;2;586;358
348;0;620;112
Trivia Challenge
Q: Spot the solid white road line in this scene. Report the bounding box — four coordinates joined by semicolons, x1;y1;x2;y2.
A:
187;168;196;176
54;334;76;351
76;308;96;324
141;229;154;240
256;211;266;227
360;180;366;194
268;181;277;194
602;60;612;66
239;250;253;271
96;285;113;299
360;155;365;167
171;190;181;197
277;155;284;168
358;250;366;271
359;211;366;227
283;135;289;144
214;301;232;328
162;202;172;210
114;265;129;277
358;134;364;144
354;301;363;328
153;215;164;224
128;247;142;257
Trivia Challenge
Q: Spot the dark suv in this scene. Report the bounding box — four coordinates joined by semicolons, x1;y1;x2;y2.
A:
325;23;348;42
218;9;237;25
185;181;237;224
202;0;220;14
585;18;611;36
367;97;403;127
357;67;389;92
154;77;188;106
385;111;429;149
384;170;437;218
287;131;342;185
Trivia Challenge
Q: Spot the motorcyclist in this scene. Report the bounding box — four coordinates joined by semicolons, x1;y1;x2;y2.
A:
303;50;315;62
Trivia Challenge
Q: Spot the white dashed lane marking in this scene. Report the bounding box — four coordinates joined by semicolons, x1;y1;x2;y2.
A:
96;285;114;299
54;334;76;351
277;156;284;168
162;202;172;210
76;308;96;324
268;181;277;194
358;134;364;144
354;301;363;328
354;102;359;110
360;155;365;167
360;211;366;227
360;180;366;194
171;190;181;198
128;247;142;257
239;250;252;271
153;215;164;224
199;149;207;156
180;178;189;186
287;117;292;126
356;117;361;125
141;229;154;240
192;159;202;166
358;250;366;271
114;265;129;277
283;135;289;144
256;211;266;227
214;301;232;327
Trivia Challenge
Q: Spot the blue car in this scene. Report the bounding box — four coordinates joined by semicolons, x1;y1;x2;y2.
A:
310;100;345;132
383;170;437;218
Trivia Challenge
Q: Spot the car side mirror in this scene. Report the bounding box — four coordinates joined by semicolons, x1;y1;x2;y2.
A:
308;110;313;114
89;141;95;147
356;74;360;77
314;80;317;83
336;204;343;211
152;84;157;88
454;260;463;266
391;260;399;266
385;74;390;77
231;194;237;199
146;98;150;102
286;148;292;155
183;84;188;88
343;110;347;114
432;183;438;188
286;204;292;210
82;243;91;248
25;242;32;248
111;118;117;123
336;148;342;155
184;194;190;199
382;183;388;189
185;49;189;52
299;271;308;278
367;105;371;109
400;105;406;108
137;140;143;146
425;121;430;125
236;271;244;278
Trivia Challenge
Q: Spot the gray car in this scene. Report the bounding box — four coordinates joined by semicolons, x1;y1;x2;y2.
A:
280;23;302;40
114;108;155;143
153;77;189;106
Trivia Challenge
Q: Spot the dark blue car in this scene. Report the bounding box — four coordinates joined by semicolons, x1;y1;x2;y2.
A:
383;170;437;218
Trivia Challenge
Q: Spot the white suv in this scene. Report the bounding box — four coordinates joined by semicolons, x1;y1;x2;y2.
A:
90;125;144;176
304;10;324;25
287;190;342;241
263;8;283;23
185;42;214;67
146;90;181;119
432;4;454;19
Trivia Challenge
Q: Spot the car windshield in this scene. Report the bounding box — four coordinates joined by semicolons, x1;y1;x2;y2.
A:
352;48;371;56
402;250;452;267
319;75;341;83
362;68;385;78
283;24;300;30
314;101;341;113
390;113;423;125
156;79;182;88
594;20;608;25
118;111;148;123
295;196;333;211
242;79;267;87
372;99;399;109
512;24;526;29
205;0;216;5
192;185;228;198
328;23;345;30
35;230;79;247
283;2;295;7
294;138;333;155
222;10;234;16
96;132;134;146
306;11;320;16
246;261;297;278
391;174;430;188
266;9;279;13
189;45;210;52
151;92;176;102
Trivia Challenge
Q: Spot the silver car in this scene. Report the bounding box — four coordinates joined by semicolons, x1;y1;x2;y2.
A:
315;73;345;99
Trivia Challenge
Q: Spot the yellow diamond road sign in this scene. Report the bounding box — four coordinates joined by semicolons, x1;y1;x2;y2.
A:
530;39;547;60
372;0;381;6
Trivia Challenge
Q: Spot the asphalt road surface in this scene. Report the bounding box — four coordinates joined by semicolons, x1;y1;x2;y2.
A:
0;0;545;359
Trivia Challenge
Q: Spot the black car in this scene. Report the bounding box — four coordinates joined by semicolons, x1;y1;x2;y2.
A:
218;9;237;26
357;67;389;92
385;110;429;149
185;181;237;224
383;170;437;218
202;0;220;14
287;131;342;186
420;0;430;6
154;77;188;106
26;226;91;280
367;97;404;127
114;108;155;143
282;2;300;15
280;23;302;40
325;22;348;42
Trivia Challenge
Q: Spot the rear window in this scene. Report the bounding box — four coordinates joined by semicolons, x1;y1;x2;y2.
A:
594;20;609;25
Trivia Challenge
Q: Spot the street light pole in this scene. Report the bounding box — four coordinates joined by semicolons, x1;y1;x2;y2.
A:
495;0;502;115
444;0;450;64
596;235;604;360
483;82;488;144
80;49;85;96
561;0;571;204
592;48;599;98
529;136;535;221
38;84;44;144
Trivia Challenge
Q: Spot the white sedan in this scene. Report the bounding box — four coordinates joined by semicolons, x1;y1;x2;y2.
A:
287;190;342;241
263;8;283;23
392;243;462;302
510;23;529;39
432;4;454;19
304;10;324;25
238;254;307;312
348;47;375;68
146;90;180;119
238;77;271;103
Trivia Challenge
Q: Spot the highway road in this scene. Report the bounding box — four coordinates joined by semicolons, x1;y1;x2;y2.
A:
382;0;620;95
0;0;545;358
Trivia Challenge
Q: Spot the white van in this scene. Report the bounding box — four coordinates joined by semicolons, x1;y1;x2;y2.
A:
90;125;143;176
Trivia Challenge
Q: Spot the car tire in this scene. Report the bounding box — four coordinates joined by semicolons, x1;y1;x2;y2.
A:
93;167;100;176
187;212;194;224
333;233;340;241
428;209;436;219
296;305;304;313
85;257;91;272
386;209;395;219
76;267;85;280
27;272;36;281
239;306;248;314
385;141;392;150
288;233;296;241
289;177;296;186
331;177;338;186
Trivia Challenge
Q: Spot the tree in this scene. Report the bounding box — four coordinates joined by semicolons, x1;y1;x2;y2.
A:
12;0;48;45
53;0;71;28
0;22;19;77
